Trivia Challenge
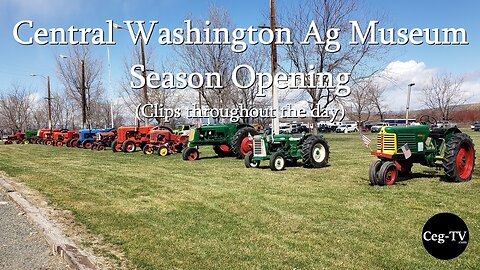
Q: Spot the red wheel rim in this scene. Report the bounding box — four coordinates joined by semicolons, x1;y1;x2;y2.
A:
115;144;122;151
188;151;198;160
46;140;52;145
456;144;474;180
56;141;62;147
85;142;92;149
239;137;253;156
145;146;153;154
385;166;397;185
127;144;134;152
98;145;105;151
219;145;230;152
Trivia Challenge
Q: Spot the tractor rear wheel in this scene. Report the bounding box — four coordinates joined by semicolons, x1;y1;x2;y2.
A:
143;145;154;155
69;139;78;148
4;140;12;145
244;152;260;168
56;141;63;147
368;160;382;185
182;147;199;161
158;146;169;156
82;140;93;149
378;161;398;186
302;136;330;168
443;133;476;182
97;144;105;151
122;140;136;153
231;127;257;159
213;145;231;157
270;152;286;171
45;140;53;146
111;140;121;153
65;140;72;147
75;140;82;148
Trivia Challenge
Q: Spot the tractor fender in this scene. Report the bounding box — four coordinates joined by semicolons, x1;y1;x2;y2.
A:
235;123;255;131
444;127;462;142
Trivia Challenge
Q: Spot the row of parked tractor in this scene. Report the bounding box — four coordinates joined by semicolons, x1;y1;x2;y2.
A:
3;122;330;172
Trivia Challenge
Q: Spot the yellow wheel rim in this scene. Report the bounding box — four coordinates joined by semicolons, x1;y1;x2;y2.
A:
160;148;168;156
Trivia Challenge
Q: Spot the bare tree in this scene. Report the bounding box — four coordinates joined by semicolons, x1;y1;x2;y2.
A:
175;6;241;123
422;73;466;121
367;81;387;121
56;45;104;128
348;81;371;124
0;84;33;132
281;0;385;132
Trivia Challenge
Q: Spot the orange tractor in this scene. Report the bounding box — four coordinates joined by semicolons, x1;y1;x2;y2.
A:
111;125;157;153
36;128;62;145
52;129;79;147
4;132;25;144
142;127;189;156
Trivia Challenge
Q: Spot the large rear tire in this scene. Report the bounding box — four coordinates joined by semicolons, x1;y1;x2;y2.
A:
231;127;257;159
82;140;93;149
122;140;136;153
302;136;330;168
213;145;231;157
111;140;121;153
182;147;199;161
443;133;476;182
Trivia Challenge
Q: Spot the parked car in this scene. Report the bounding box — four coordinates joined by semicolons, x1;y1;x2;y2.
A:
473;122;480;132
435;121;457;129
370;122;389;133
335;124;358;133
318;124;336;133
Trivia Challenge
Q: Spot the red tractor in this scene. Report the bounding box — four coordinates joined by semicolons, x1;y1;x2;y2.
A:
4;132;25;144
111;125;157;153
91;130;117;151
142;127;189;156
52;130;79;147
36;128;62;145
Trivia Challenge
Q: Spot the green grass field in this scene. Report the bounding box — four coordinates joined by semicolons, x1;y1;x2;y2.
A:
0;131;479;270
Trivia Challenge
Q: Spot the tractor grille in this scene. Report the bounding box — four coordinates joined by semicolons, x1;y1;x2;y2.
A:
377;133;396;152
396;134;417;152
253;137;266;157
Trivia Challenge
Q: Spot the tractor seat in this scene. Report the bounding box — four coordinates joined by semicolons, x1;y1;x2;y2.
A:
429;128;446;139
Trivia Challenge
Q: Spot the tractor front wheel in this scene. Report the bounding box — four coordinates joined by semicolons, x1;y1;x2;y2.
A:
378;161;398;186
244;152;260;168
270;152;286;171
182;147;199;161
368;160;382;185
443;133;476;182
143;145;154;155
122;140;136;153
56;141;63;147
45;140;53;146
158;146;169;156
302;136;330;168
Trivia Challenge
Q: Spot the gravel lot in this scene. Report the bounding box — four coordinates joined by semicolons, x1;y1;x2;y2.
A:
0;191;69;270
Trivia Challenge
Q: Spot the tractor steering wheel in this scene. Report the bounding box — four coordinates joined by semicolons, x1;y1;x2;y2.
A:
419;115;437;127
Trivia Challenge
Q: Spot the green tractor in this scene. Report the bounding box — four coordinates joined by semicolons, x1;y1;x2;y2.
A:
182;123;258;160
369;115;476;185
244;132;330;171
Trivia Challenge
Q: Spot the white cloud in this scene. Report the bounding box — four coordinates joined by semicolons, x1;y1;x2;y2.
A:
373;60;480;111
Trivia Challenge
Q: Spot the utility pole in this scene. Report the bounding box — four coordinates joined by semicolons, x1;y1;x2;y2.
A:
81;59;87;129
270;0;279;135
406;83;415;126
140;36;150;126
47;76;52;131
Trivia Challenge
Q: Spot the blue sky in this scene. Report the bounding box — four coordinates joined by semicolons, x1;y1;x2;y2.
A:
0;0;479;110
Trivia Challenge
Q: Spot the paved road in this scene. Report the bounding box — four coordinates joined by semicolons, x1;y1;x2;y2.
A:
0;191;69;270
